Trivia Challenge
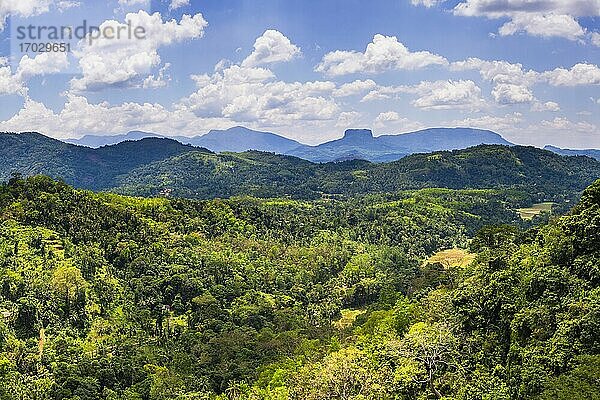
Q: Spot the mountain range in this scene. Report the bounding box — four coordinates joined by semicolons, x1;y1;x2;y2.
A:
2;130;600;203
544;145;600;161
66;126;513;163
66;126;304;154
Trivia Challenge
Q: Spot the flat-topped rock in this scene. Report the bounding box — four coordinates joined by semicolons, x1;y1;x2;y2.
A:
343;129;374;142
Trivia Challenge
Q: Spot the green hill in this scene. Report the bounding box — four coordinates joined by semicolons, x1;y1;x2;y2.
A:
114;145;600;205
0;132;200;190
2;133;599;205
0;176;598;398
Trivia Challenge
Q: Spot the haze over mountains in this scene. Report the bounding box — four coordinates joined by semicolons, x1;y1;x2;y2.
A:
2;130;600;203
543;145;600;161
66;126;515;163
66;126;304;154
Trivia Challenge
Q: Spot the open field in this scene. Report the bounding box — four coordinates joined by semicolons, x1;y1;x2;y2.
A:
517;202;554;220
425;248;476;269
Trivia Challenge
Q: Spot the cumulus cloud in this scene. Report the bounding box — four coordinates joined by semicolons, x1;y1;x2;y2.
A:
0;52;70;97
142;63;171;89
180;64;339;125
453;0;599;18
452;0;599;41
404;79;486;110
315;34;447;76
332;80;377;97
0;0;53;31
375;111;400;123
0;94;235;139
541;116;596;132
169;0;189;11
410;0;444;7
16;52;69;79
452;58;543;105
450;57;539;86
491;83;534;104
70;11;208;91
241;30;301;67
0;63;25;96
373;111;425;131
335;111;362;128
446;112;523;131
541;63;600;86
498;13;585;40
531;101;560;112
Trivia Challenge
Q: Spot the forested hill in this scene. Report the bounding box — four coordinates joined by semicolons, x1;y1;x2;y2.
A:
0;132;201;190
0;175;599;398
2;132;600;203
115;144;600;203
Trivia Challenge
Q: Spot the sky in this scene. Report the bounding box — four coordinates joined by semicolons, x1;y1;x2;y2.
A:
0;0;599;148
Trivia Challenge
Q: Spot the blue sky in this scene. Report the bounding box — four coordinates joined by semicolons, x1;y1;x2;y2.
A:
0;0;599;147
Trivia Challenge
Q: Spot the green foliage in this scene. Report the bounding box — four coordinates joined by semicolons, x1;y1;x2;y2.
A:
0;175;598;399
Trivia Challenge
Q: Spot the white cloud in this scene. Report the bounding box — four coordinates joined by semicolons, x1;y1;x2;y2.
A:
498;13;585;40
446;112;523;131
16;52;69;79
373;111;425;131
410;0;443;7
592;32;600;46
450;57;541;104
315;34;448;76
453;0;599;18
0;0;53;31
361;86;402;102
541;116;596;133
241;30;301;67
0;52;70;97
450;57;538;86
375;111;400;123
541;63;600;86
0;64;25;96
335;111;362;128
180;64;339;125
56;1;79;11
333;79;377;97
118;0;149;6
142;63;171;88
70;11;208;91
169;0;189;11
360;78;487;109
0;95;233;139
531;101;560;112
452;0;599;41
491;83;534;104
405;79;486;110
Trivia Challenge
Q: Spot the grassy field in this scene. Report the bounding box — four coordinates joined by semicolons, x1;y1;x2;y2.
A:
517;202;554;220
425;248;476;269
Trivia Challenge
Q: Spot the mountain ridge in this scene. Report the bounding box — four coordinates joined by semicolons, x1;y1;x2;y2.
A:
3;130;599;205
544;145;600;161
61;126;515;163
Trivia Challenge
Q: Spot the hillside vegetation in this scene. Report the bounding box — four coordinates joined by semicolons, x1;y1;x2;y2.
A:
0;175;598;398
1;133;599;206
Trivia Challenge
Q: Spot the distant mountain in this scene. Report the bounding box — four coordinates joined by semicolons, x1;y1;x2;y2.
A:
287;129;408;162
113;144;600;202
544;145;600;161
175;126;303;153
2;131;599;202
66;126;304;154
286;127;513;162
66;131;165;147
0;132;199;189
64;126;512;163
